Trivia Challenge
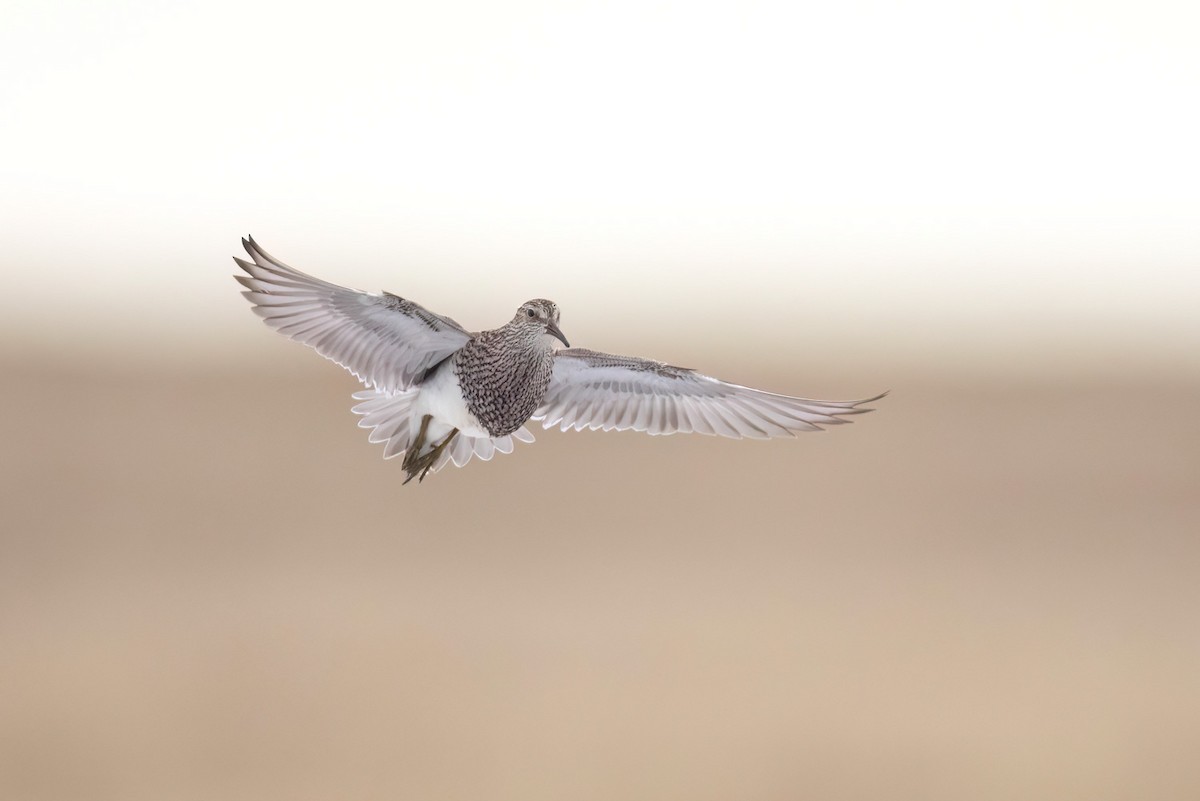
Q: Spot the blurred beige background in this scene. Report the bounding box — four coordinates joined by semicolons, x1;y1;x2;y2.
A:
2;2;1198;800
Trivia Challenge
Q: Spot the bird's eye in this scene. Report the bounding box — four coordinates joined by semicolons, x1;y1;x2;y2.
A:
526;308;536;318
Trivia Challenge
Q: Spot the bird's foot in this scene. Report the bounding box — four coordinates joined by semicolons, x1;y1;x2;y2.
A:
401;414;432;483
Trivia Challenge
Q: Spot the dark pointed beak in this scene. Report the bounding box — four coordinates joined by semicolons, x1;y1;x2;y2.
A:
546;321;570;348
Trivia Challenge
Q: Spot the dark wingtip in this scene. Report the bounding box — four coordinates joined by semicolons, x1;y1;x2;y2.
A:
243;235;288;269
852;390;889;414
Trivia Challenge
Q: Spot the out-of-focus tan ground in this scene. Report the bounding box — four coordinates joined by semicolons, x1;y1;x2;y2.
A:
1;352;1197;801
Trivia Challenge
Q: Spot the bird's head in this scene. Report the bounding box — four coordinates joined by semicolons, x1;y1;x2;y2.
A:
515;299;569;348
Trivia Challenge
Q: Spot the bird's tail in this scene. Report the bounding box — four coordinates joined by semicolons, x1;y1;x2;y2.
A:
350;389;534;480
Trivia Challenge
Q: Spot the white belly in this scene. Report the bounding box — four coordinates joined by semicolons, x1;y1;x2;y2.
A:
412;363;490;438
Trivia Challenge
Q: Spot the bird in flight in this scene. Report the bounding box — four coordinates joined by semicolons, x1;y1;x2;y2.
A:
234;237;883;483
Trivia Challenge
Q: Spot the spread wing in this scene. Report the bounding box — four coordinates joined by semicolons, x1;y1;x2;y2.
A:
533;348;884;438
234;237;471;391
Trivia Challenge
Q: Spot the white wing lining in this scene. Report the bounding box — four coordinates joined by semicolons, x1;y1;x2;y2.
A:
234;237;470;392
533;348;883;439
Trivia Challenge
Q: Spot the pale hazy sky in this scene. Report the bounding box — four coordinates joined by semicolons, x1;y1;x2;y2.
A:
2;0;1197;365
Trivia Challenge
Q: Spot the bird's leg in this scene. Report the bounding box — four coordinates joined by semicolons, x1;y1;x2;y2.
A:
402;414;433;484
402;417;460;484
416;428;459;483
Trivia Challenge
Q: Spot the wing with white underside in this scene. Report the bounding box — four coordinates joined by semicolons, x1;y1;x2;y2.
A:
234;237;470;392
533;348;884;438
